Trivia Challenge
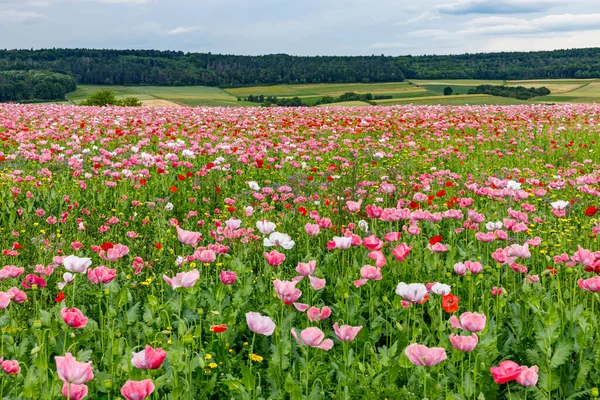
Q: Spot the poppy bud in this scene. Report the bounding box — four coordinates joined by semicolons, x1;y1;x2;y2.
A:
592;388;599;398
104;379;113;390
33;320;42;329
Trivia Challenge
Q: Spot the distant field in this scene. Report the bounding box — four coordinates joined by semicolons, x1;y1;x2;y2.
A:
409;79;504;86
66;86;155;103
141;99;182;108
375;94;531;106
60;79;600;108
225;82;415;98
318;101;372;107
129;86;236;101
536;81;600;103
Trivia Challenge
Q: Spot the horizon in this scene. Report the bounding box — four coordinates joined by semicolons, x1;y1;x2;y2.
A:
1;0;600;56
2;46;598;58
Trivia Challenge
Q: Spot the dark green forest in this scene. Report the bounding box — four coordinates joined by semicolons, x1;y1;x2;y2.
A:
0;47;599;101
1;47;600;87
0;70;76;102
468;85;551;100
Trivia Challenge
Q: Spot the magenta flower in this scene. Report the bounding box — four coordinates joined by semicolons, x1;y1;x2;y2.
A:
99;244;129;262
162;269;200;290
308;276;326;290
219;270;237;285
61;307;88;329
273;279;302;304
404;343;446;366
332;322;362;342
291;327;334;350
87;266;117;285
176;225;202;246
449;312;487;333
517;365;539;387
578;276;600;292
392;243;412;261
264;250;286;266
449;333;478;352
306;306;331;322
245;312;276;336
131;346;167;370
490;360;523;384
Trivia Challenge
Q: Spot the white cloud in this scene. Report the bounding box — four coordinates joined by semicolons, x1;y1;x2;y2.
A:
401;10;440;24
369;42;409;49
408;29;449;39
166;26;199;35
459;13;600;35
481;29;600;52
0;9;46;24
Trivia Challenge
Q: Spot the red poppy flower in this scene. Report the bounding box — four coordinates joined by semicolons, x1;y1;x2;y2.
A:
157;168;165;174
215;186;222;194
139;179;147;186
445;181;453;187
227;206;235;213
12;242;22;250
177;174;186;181
170;186;177;193
186;172;193;178
210;324;228;333
409;201;420;209
101;242;114;251
297;206;307;216
585;206;598;217
436;190;446;198
429;235;443;245
154;243;162;249
205;162;215;169
442;294;459;313
55;291;65;303
307;176;314;181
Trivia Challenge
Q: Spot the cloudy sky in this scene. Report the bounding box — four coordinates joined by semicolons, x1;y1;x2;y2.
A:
1;0;599;56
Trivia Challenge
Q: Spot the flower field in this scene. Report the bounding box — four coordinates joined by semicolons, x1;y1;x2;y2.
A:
0;103;599;399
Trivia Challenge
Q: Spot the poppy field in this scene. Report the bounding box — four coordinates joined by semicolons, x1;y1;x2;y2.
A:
0;103;599;399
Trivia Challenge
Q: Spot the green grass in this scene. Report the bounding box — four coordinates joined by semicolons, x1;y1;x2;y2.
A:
64;80;600;107
317;101;372;107
536;81;600;103
175;99;255;107
374;94;531;106
66;85;155;103
128;86;237;101
409;79;504;86
420;85;477;95
225;82;414;98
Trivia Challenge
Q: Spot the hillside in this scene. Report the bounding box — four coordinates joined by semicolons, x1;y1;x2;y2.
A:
1;48;599;89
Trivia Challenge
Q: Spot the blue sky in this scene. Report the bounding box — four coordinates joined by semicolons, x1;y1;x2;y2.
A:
1;0;599;55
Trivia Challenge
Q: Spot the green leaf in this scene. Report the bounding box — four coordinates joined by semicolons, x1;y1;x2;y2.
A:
77;349;93;362
126;301;141;325
574;360;592;390
550;341;573;369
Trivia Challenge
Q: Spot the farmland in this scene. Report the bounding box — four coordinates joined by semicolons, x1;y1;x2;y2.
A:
58;79;600;108
0;103;599;399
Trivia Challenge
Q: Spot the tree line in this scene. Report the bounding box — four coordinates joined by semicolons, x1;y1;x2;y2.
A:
0;70;76;102
242;92;381;107
1;47;600;89
467;85;551;100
